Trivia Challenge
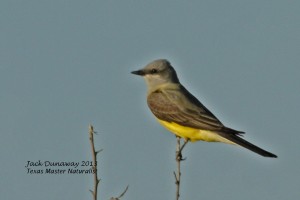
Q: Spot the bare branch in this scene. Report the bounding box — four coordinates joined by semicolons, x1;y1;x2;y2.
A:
110;185;129;200
88;125;129;200
174;137;189;200
89;125;100;200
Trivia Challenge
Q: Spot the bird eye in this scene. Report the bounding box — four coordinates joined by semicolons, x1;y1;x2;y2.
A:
151;69;158;74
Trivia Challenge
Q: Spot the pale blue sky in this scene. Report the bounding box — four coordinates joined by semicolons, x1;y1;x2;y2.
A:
1;1;299;199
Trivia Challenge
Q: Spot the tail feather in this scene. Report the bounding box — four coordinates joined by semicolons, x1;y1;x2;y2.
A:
218;131;277;158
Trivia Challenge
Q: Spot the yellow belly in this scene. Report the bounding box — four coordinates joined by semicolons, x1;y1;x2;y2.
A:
157;119;234;144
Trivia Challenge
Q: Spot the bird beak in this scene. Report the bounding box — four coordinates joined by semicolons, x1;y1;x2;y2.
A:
131;70;145;76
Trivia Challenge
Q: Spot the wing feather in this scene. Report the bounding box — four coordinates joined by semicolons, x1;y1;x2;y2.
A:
147;85;235;132
146;84;278;157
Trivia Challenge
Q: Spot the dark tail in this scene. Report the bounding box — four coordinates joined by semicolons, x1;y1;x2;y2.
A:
218;129;277;158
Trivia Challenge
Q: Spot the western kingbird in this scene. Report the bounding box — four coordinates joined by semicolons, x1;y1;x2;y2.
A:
131;59;277;158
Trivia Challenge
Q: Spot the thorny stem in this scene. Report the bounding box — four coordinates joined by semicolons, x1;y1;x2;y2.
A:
174;137;189;200
88;125;128;200
89;125;101;200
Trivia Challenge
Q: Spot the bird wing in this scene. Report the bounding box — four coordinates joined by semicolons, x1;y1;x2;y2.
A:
147;84;278;158
147;84;240;133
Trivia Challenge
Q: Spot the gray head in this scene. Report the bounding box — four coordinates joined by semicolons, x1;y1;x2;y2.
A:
131;59;180;89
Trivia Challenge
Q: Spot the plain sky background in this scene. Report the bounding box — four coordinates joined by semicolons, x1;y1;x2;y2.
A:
1;1;299;199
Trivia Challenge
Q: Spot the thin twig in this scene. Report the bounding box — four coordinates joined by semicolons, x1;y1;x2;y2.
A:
89;125;101;200
174;137;189;200
110;185;129;200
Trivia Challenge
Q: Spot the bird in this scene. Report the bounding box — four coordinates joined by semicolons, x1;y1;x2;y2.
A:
131;59;277;158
